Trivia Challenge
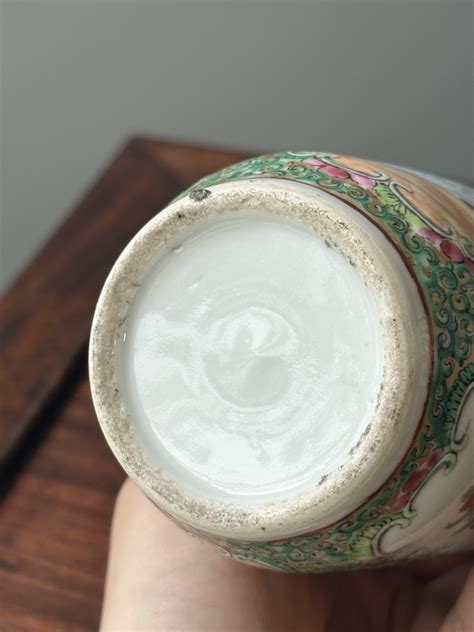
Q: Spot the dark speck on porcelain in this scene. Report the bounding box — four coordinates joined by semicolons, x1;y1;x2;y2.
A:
190;188;211;202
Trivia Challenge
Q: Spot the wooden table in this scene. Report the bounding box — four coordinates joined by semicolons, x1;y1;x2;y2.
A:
0;138;250;631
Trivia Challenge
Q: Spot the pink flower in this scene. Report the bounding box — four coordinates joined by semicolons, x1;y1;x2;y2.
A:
419;227;443;247
351;172;375;189
320;165;350;179
402;468;429;495
392;469;429;512
302;157;325;167
302;158;375;190
419;227;473;274
392;448;443;512
441;240;464;263
392;493;410;512
426;448;442;469
465;259;474;275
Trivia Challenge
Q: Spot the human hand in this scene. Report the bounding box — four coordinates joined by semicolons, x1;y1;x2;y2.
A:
100;479;473;631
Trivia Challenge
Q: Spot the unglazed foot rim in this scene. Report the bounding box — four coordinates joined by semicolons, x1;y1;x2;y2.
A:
89;179;431;540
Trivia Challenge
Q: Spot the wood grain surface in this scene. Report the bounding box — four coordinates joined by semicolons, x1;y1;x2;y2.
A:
0;138;250;631
0;138;181;467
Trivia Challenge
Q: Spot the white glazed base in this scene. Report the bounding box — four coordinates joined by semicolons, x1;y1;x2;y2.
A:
120;211;384;504
89;178;430;540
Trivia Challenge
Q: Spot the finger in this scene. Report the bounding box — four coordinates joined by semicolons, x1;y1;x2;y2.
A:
440;565;474;632
100;479;329;632
402;552;474;583
403;562;471;632
101;477;246;631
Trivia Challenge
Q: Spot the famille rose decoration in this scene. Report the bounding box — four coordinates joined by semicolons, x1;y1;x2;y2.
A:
90;151;473;572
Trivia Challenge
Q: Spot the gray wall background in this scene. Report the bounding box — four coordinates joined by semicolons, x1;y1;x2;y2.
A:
1;1;472;293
